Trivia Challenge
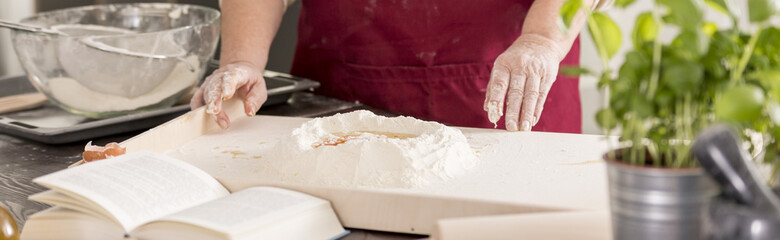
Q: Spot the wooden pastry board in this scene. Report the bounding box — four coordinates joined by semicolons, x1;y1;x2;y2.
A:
120;99;615;234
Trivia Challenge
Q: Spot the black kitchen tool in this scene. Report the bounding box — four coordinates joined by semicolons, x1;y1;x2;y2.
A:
707;195;780;240
692;124;780;213
694;125;780;240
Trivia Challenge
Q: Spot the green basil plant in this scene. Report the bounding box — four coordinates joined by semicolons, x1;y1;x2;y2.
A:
560;0;780;177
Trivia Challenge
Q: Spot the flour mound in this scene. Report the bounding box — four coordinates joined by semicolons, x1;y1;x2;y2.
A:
264;110;478;188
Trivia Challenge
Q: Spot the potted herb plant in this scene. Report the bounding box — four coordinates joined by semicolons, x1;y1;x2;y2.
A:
559;0;780;239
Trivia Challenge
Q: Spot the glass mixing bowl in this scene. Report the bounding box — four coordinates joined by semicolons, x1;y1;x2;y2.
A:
11;3;220;118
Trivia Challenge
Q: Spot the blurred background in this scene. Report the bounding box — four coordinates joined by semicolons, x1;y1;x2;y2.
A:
0;0;302;77
0;0;752;134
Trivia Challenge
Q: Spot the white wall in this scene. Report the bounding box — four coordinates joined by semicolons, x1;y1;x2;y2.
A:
0;1;35;78
578;0;752;134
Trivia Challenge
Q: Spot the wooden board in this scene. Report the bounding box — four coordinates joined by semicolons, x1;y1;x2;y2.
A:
121;99;615;234
430;211;611;240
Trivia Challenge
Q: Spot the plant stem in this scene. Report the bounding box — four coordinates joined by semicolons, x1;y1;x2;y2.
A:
731;24;763;86
649;139;660;166
645;4;663;165
586;10;612;78
585;6;617;160
647;4;663;98
635;116;645;165
674;98;684;167
771;153;780;185
684;94;693;167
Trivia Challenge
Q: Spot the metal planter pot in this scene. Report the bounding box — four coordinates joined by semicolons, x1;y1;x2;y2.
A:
606;154;718;240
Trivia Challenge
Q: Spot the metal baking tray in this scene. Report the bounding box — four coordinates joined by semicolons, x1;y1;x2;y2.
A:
0;71;319;144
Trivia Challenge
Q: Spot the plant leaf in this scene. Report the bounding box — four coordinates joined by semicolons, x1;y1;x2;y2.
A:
708;31;740;57
598;74;612;89
596;108;618;129
559;0;583;34
662;60;704;96
632;12;658;50
748;0;777;23
619;50;651;85
653;89;675;111
763;141;779;165
632;96;655;119
749;69;780;99
715;85;766;122
657;0;706;30
703;22;718;36
705;0;740;18
560;66;592;76
589;12;623;59
755;27;780;65
614;0;637;8
672;29;711;60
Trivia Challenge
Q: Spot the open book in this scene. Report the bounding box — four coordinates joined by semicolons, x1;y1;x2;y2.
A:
21;151;347;240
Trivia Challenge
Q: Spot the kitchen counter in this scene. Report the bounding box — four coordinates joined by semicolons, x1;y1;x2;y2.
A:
0;92;424;239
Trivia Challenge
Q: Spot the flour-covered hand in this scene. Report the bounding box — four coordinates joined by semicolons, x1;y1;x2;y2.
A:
483;34;565;131
190;62;267;129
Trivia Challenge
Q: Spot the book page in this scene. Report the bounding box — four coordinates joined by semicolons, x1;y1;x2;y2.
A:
33;151;229;231
21;207;126;240
29;190;113;222
150;187;325;235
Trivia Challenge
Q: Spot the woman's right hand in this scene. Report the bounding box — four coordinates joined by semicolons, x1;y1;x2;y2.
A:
190;62;268;129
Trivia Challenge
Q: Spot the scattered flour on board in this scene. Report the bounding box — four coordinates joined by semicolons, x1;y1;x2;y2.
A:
261;110;479;188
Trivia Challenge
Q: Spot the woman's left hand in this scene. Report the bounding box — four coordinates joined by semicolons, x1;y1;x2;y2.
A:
483;34;565;131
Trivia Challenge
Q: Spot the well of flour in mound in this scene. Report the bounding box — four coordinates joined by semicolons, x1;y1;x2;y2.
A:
262;110;478;188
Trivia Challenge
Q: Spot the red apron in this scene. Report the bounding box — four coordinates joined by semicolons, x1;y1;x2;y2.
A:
290;0;582;133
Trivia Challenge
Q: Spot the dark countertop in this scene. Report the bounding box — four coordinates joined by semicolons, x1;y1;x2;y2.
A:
0;92;423;240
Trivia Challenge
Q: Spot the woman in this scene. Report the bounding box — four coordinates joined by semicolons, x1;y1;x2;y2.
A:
191;0;612;133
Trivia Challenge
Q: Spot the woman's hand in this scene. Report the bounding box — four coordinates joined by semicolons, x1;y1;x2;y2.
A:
483;34;565;131
190;62;268;129
195;0;287;129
